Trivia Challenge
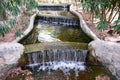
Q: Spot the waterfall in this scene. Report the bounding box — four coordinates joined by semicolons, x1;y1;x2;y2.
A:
35;15;79;27
38;5;69;11
25;49;87;78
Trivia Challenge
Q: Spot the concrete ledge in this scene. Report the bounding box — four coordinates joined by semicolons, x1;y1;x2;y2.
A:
24;42;88;53
70;4;99;40
12;13;37;43
38;3;70;6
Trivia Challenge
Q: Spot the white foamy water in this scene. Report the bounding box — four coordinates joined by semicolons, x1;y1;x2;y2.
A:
27;61;85;77
26;48;87;79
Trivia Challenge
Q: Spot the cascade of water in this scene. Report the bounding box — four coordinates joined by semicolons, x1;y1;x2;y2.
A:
25;49;87;79
36;15;79;27
32;52;38;63
27;53;32;64
27;49;87;63
38;5;69;11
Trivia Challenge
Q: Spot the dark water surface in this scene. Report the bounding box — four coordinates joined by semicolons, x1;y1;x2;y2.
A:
31;65;114;80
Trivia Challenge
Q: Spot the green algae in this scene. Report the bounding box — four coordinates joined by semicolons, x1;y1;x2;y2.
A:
19;26;39;45
24;42;88;53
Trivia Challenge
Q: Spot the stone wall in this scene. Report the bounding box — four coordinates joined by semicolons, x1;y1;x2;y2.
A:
13;13;37;43
70;4;99;40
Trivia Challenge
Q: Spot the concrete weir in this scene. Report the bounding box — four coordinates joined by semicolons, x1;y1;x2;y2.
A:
38;4;70;11
1;3;118;80
24;42;88;54
35;15;79;27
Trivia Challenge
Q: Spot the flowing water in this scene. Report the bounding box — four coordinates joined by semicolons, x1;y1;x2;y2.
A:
37;24;91;43
24;49;87;80
25;49;87;73
36;11;91;43
38;5;70;11
22;48;115;80
20;11;92;44
18;10;116;80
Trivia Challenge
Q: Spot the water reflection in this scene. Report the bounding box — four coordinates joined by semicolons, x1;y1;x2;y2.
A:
32;65;114;80
37;24;91;43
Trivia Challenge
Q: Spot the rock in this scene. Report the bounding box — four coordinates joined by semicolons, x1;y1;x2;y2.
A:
0;64;18;79
95;74;110;80
5;67;34;80
0;58;5;64
0;42;24;64
104;37;120;42
89;40;120;80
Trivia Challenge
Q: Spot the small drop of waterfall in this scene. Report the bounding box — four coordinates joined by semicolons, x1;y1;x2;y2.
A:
35;15;79;27
25;49;87;79
38;5;69;11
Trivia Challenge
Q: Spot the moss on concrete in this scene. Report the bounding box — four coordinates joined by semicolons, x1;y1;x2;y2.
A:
24;42;88;53
87;46;101;65
19;27;39;45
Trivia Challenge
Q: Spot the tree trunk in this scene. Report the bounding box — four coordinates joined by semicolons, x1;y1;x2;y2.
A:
0;6;7;21
118;3;120;19
118;12;120;19
101;8;106;20
110;10;119;23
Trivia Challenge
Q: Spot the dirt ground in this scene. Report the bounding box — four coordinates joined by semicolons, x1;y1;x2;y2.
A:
75;6;120;42
0;13;31;43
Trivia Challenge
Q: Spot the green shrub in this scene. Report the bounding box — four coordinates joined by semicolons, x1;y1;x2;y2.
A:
0;23;10;37
14;29;24;38
0;0;38;37
97;19;109;31
112;19;120;33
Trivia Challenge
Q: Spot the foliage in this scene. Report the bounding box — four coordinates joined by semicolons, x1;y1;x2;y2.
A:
81;0;120;33
0;19;16;37
5;0;21;15
0;0;38;37
26;0;38;11
14;29;24;38
3;0;38;16
23;21;29;28
97;19;109;31
0;23;10;37
7;19;16;27
20;17;29;28
112;19;120;33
